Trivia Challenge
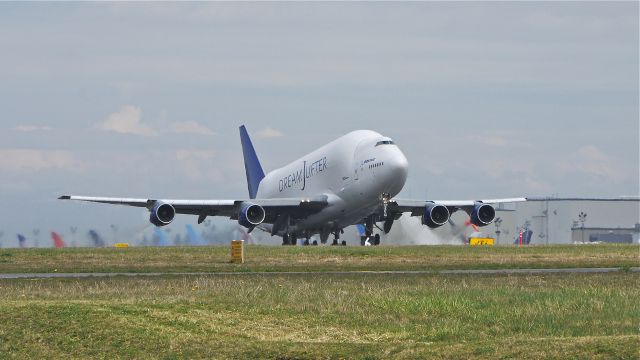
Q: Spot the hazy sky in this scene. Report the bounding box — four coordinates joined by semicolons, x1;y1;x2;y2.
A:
0;2;637;245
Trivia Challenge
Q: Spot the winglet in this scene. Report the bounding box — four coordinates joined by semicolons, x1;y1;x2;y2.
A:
239;125;265;199
58;195;71;200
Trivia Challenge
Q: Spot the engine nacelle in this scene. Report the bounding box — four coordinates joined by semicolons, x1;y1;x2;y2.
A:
149;202;176;227
238;202;265;229
422;203;450;228
470;202;496;227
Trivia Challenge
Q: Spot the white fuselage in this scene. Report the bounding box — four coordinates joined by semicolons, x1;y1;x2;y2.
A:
256;130;409;235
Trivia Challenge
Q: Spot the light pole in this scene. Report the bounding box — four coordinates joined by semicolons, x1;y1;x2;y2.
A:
110;224;118;246
494;217;502;244
33;229;40;248
70;226;78;247
578;212;587;243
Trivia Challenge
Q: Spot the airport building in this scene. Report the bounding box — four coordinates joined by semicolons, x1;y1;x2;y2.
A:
483;197;640;245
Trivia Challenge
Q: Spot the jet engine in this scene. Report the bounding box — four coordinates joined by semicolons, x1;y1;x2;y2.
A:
469;202;496;226
238;202;266;229
422;203;450;228
149;202;176;227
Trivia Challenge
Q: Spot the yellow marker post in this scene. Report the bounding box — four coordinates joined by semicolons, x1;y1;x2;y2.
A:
114;243;129;248
469;238;495;246
230;240;245;263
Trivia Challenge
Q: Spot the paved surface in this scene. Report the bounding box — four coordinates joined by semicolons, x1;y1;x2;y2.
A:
0;267;638;279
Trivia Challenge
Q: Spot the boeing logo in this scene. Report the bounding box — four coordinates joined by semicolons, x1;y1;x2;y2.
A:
279;156;328;192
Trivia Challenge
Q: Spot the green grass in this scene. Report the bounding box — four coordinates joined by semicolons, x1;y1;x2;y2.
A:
0;273;638;359
0;244;637;273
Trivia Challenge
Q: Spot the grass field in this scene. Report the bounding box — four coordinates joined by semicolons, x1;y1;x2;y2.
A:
0;273;638;359
0;244;637;273
0;245;638;358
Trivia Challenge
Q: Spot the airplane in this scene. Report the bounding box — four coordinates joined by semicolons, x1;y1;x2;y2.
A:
88;230;106;247
51;231;66;248
514;229;533;245
59;126;526;246
17;234;27;248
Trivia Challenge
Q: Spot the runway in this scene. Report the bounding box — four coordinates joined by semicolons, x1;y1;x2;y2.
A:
0;267;638;279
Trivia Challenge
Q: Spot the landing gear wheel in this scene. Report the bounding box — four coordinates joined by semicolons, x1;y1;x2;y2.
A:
341;240;347;246
282;234;290;246
303;239;310;246
374;234;380;246
312;240;318;246
290;235;298;246
332;230;341;246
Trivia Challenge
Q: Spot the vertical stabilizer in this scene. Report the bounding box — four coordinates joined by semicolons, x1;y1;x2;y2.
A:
239;125;265;199
51;232;66;248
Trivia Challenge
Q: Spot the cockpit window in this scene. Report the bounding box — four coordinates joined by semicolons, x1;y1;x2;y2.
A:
375;140;395;146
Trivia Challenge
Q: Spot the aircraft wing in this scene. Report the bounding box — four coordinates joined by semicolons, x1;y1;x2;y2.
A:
58;195;328;223
391;197;527;215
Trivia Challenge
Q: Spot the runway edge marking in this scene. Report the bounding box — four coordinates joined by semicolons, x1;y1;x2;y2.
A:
0;267;638;279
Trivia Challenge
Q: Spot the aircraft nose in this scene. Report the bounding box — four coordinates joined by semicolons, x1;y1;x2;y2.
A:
392;151;409;180
386;148;408;193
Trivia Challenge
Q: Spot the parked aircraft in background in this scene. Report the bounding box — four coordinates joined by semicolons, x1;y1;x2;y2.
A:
515;229;534;245
17;234;27;248
60;126;526;246
88;230;106;247
51;232;66;248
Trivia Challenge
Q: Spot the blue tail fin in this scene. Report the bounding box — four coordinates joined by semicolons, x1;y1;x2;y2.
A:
239;125;265;199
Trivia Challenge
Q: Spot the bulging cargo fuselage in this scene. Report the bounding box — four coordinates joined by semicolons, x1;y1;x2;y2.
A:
257;130;408;236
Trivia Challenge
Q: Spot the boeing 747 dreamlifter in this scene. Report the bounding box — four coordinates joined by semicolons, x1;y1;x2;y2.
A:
59;126;526;245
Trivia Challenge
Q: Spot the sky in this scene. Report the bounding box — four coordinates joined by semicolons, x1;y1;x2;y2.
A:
0;2;638;246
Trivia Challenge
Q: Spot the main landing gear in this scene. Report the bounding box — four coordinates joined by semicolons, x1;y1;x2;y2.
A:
282;233;321;246
331;230;346;246
360;233;380;246
282;233;298;246
360;216;381;246
302;234;318;246
282;229;345;246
